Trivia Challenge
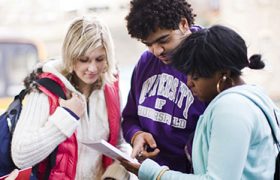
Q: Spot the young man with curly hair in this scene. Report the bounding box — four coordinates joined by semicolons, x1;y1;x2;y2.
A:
122;0;206;173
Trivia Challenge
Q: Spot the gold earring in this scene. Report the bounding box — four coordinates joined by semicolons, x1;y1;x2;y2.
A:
216;75;235;93
216;75;227;93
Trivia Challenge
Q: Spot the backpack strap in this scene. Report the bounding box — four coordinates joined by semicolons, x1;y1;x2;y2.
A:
243;94;280;150
260;108;280;151
224;91;280;150
219;90;280;179
272;110;280;151
17;89;28;102
7;89;28;133
31;74;67;180
35;78;66;100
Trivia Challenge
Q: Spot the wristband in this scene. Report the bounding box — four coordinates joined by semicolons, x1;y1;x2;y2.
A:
130;131;144;145
156;166;169;180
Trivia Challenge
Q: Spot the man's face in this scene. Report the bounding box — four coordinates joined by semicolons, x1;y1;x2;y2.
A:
142;27;191;64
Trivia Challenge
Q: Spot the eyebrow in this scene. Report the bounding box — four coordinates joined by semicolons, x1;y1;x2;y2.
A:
97;54;106;59
78;56;89;60
142;34;170;46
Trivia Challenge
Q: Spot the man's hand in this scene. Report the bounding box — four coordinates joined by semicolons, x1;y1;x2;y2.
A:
131;132;160;162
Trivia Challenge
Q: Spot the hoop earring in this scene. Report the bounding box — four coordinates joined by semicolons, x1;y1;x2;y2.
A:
216;75;226;93
216;75;235;93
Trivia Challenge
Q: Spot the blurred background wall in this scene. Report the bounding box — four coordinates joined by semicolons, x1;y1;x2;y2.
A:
0;0;279;106
191;0;280;100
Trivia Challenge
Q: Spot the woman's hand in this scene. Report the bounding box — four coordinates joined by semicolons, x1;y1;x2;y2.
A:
131;132;160;163
59;92;86;118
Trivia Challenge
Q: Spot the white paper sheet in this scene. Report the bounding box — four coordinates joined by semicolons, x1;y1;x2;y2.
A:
81;139;138;163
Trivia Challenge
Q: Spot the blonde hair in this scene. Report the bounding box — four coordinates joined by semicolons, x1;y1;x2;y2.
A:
62;16;117;85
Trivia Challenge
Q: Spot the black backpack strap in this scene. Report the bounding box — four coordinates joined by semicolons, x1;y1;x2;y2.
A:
6;89;28;133
32;77;66;180
224;91;280;179
251;106;280;151
226;92;280;148
35;78;66;99
17;89;28;101
269;110;280;150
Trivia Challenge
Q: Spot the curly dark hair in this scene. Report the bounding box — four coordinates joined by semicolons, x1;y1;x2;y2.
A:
126;0;196;40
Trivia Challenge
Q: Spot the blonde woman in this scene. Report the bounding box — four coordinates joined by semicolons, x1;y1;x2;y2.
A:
11;17;131;180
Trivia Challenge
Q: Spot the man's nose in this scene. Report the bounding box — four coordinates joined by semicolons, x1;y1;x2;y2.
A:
149;44;164;56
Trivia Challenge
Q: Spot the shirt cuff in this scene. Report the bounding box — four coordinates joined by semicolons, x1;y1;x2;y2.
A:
49;106;79;137
62;107;79;120
139;159;168;180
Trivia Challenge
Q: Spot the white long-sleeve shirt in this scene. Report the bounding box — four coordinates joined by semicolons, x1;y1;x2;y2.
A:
11;60;131;180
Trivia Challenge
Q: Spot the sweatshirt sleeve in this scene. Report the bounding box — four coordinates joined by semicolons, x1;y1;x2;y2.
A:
11;92;79;168
121;64;143;144
139;159;200;180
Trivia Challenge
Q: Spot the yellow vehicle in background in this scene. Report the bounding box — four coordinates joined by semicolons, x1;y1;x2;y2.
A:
0;37;46;110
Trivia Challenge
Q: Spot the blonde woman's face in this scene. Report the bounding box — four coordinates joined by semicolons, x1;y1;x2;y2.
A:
73;46;107;85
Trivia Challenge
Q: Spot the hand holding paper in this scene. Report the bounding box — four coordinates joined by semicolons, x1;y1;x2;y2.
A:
81;139;139;164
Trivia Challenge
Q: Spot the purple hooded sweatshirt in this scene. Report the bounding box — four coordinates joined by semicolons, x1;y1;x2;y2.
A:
122;50;206;173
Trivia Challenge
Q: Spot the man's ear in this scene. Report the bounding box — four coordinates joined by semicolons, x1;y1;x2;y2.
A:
178;18;190;34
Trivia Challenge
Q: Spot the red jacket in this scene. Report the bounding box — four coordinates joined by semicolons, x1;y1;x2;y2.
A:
37;73;120;180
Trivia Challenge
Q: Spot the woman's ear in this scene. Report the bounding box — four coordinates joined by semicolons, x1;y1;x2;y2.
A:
103;66;108;73
224;70;232;78
103;62;109;73
218;70;231;78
